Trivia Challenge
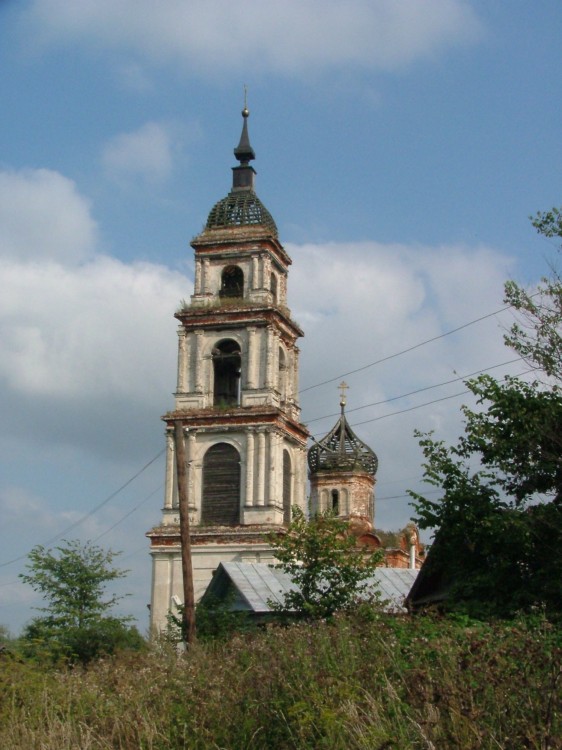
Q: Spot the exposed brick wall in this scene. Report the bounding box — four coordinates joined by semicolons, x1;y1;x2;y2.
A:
310;470;375;521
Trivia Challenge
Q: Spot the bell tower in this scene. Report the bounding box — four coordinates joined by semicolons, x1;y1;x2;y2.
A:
148;107;309;632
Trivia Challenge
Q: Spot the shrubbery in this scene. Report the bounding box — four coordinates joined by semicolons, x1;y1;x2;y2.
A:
0;613;560;749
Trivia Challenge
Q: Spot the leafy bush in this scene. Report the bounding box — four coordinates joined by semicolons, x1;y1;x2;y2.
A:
1;613;559;749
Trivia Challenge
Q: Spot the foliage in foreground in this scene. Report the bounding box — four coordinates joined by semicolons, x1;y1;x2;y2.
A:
19;540;144;664
410;207;562;618
269;507;384;619
0;613;560;750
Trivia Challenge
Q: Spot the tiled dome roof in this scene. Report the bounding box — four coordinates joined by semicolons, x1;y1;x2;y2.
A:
206;190;278;235
308;412;378;475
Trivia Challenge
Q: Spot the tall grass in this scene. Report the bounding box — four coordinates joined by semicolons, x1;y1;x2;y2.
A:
0;612;560;749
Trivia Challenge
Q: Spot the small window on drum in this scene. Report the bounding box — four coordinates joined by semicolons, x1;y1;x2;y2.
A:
270;272;278;303
331;489;340;514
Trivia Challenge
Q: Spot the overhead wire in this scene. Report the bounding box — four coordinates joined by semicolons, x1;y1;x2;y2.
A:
303;357;522;426
299;302;515;394
346;366;537;430
91;483;164;543
0;449;165;569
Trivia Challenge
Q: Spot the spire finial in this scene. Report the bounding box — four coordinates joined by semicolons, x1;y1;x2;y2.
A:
232;90;256;190
339;381;349;412
234;87;255;166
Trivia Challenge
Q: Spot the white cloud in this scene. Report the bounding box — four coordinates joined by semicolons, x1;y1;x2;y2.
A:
101;122;177;184
0;165;188;463
25;0;483;77
287;240;517;530
0;169;97;264
0;256;186;401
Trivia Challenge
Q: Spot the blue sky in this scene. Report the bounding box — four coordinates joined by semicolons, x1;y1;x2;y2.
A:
1;1;561;634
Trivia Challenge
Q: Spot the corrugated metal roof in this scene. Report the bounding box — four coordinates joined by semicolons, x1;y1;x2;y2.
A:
204;563;418;614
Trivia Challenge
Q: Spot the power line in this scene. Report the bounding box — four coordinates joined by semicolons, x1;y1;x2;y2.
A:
0;449;165;569
304;357;522;426
91;484;163;543
377;488;443;501
350;389;469;428
299;302;514;394
308;366;536;437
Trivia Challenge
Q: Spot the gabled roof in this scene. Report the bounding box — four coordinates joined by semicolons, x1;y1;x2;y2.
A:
201;562;418;614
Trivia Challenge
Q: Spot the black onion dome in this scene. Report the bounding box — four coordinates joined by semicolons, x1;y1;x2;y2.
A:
206;190;278;235
308;412;378;475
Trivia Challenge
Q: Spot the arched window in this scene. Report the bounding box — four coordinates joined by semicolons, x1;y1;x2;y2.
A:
283;449;292;524
270;272;278;303
212;339;241;406
220;265;244;298
331;489;340;515
202;443;241;525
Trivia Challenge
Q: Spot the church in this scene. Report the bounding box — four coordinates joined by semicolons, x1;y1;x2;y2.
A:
147;108;423;633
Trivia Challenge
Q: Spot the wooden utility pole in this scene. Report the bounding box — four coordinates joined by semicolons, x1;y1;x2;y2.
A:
174;422;196;645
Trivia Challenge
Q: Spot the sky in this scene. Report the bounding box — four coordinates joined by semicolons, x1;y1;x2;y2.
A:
1;0;561;635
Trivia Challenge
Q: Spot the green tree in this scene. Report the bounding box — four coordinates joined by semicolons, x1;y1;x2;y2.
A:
269;507;383;620
410;207;562;617
20;539;144;663
504;207;562;382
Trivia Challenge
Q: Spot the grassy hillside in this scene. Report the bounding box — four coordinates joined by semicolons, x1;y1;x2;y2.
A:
0;612;560;749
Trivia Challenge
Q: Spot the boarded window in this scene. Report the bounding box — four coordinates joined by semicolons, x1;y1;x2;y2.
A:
201;443;241;526
283;449;292;524
270;272;278;303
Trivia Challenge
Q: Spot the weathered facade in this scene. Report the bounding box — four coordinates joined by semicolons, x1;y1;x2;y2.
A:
147;110;425;633
147;108;309;633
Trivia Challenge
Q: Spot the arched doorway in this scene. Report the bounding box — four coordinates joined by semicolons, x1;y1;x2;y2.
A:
201;443;241;525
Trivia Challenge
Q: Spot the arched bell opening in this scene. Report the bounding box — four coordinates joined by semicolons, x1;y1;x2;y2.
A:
219;265;244;299
201;443;241;526
212;339;241;406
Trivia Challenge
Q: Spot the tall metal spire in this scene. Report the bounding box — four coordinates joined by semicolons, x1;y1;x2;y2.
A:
232;90;256;190
234;87;255;166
